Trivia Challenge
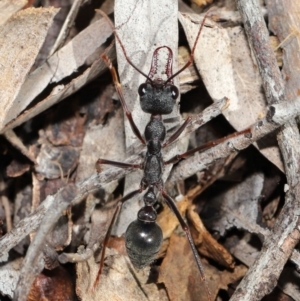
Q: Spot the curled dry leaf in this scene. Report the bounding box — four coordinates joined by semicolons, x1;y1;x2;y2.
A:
187;205;235;269
35;144;80;180
158;234;247;301
0;7;59;130
6;159;30;178
1;45;115;134
158;184;235;269
157;196;189;241
12;17;113;122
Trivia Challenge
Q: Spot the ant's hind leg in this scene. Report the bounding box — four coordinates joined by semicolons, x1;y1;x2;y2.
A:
161;189;212;301
101;54;146;145
93;188;142;290
96;158;142;173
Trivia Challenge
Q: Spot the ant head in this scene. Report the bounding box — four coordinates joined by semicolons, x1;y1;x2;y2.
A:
137;46;179;115
138;80;179;115
98;8;210;116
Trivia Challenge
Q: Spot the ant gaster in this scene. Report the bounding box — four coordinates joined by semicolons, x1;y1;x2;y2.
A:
95;10;212;300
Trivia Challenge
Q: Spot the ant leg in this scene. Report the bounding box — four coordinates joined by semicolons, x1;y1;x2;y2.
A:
162;117;192;148
161;190;211;301
93;188;143;290
96;158;142;172
101;54;146;145
164;128;251;165
166;10;212;83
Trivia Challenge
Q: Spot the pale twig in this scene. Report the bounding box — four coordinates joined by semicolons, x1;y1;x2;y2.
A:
230;1;300;300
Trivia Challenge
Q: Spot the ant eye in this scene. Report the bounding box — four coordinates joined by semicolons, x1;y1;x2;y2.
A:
138;83;147;96
170;86;179;99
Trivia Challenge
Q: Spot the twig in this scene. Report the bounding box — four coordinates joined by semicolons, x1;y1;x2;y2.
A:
1;195;12;233
229;1;300;300
13;184;78;301
0;196;53;262
3;129;36;163
169;97;300;182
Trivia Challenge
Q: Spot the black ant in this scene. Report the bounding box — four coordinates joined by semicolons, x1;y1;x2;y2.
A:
93;9;248;301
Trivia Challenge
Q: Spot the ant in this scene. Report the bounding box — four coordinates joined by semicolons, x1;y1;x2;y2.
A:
93;9;248;301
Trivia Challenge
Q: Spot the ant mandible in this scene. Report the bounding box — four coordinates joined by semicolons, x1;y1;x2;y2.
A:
94;9;212;301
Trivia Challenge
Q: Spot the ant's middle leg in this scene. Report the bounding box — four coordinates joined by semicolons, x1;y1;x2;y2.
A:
164;128;251;165
101;54;146;145
96;158;143;173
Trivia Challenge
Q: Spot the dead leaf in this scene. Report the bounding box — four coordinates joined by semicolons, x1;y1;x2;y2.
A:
76;107;126;182
27;266;76;301
0;7;59;130
6;159;30;177
178;12;284;171
159;234;247;301
35;144;80;180
0;0;27;25
187;205;235;269
157;196;189;240
12;17;113;123
201;173;267;236
1;45;115;134
76;247;164;301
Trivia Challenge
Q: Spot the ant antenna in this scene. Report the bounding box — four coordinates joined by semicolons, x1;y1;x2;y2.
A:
166;10;212;84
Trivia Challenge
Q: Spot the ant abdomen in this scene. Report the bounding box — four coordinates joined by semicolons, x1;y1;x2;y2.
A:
125;218;163;269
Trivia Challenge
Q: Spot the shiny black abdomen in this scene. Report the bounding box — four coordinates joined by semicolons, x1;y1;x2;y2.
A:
125;219;163;269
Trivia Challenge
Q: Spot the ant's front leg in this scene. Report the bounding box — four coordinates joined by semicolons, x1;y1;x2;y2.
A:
96;158;143;173
102;54;146;145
